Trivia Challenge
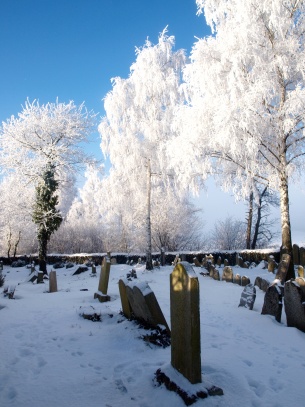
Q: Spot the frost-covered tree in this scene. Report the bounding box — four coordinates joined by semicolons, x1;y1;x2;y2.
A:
0;174;36;257
99;30;186;269
172;0;305;279
0;100;95;267
210;217;246;251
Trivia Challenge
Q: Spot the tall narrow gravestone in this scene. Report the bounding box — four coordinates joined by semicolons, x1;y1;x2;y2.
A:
94;253;111;302
49;270;57;293
170;262;201;384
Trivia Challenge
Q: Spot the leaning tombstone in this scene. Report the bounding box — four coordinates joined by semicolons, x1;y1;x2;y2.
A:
118;279;132;319
241;276;250;286
254;276;262;290
260;278;271;293
212;268;220;281
284;278;305;333
238;284;256;310
49;270;58;293
261;282;283;323
155;262;223;403
193;257;201;267
94;253;111;302
293;244;300;265
222;266;233;283
297;265;304;278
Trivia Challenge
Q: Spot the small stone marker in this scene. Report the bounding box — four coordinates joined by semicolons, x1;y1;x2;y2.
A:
260;278;271;293
193;257;201;267
111;257;117;265
118;279;132;319
91;264;96;274
268;256;276;273
222;266;233;283
37;271;44;284
49;270;57;293
170;262;201;384
94;253;111;302
299;247;305;266
216;256;222;267
293;244;300;265
233;274;241;285
212;268;220;281
241;276;250;286
297;265;304;278
238;284;256;310
261;283;283;323
254;276;262;290
275;254;291;284
284;278;305;333
224;259;229;267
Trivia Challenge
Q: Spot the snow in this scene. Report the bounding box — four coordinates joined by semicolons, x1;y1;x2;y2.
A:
1;262;304;407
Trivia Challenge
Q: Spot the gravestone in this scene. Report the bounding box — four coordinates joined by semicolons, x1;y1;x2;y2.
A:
293;244;300;265
238;284;256;310
260;278;271;293
49;270;57;293
299;247;305;266
212;268;220;281
216;256;222;267
241;276;250;286
261;283;283;323
37;271;44;284
222;266;233;283
91;264;96;274
111;257;117;265
170;262;201;384
233;274;241;285
121;280;170;334
284;278;305;333
254;276;262;290
224;259;229;267
297;265;304;278
193;257;201;267
173;255;180;266
275;254;291;284
94;253;111;302
268;256;276;273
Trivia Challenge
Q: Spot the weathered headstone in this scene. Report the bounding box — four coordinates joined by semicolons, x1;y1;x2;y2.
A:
212;268;220;281
293;244;300;265
37;271;44;284
216;256;222;267
275;254;291;284
261;283;283;323
297;265;304;278
94;253;111;302
118;279;132;319
260;278;271;293
91;264;96;274
170;262;201;384
268;256;276;273
284;278;305;333
254;276;262;290
300;247;305;266
193;257;201;267
111;257;117;265
233;274;241;285
238;284;256;310
241;276;250;286
49;270;57;293
222;266;233;283
224;259;229;267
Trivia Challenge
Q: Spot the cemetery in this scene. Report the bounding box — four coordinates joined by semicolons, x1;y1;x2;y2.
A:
1;251;305;407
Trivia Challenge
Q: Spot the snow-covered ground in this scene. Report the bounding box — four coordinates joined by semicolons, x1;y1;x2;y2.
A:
0;262;304;407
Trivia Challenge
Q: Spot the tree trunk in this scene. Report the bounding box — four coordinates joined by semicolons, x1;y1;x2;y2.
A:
146;159;153;270
279;173;294;281
246;191;253;249
13;231;21;258
38;229;48;274
251;186;267;250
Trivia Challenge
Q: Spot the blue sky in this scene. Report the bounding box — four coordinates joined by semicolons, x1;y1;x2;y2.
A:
1;0;304;239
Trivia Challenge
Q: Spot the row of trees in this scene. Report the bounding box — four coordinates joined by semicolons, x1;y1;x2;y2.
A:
0;0;303;276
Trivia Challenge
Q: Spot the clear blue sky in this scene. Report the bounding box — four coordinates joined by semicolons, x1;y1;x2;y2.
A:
1;0;304;239
0;0;209;126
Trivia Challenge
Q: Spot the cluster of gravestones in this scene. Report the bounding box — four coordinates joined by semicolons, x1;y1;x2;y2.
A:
206;263;251;287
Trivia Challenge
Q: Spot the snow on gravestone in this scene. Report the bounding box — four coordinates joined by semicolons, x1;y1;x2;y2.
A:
261;283;283;323
222;266;233;283
238;284;256;310
274;253;291;284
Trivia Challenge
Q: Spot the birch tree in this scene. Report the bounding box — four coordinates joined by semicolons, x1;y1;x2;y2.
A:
172;0;305;279
0;100;95;269
99;30;186;269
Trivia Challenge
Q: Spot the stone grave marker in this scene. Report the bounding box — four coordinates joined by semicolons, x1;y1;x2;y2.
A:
91;264;96;274
299;247;305;266
94;253;111;302
254;276;262;290
268;256;276;273
216;256;222;267
241;276;250;286
297;265;304;278
118;279;132;319
224;259;229;267
233;274;241;285
37;271;44;284
293;244;300;265
193;257;201;267
261;283;283;323
155;262;223;403
284;278;305;333
260;278;271;293
212;268;220;281
274;254;291;284
49;270;57;293
222;266;233;283
238;284;256;310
